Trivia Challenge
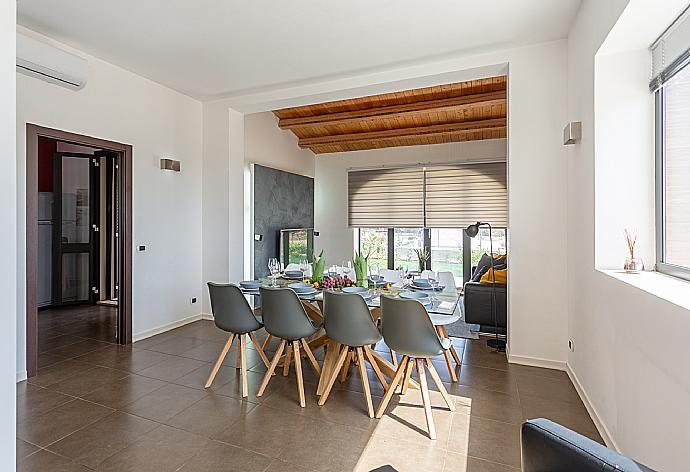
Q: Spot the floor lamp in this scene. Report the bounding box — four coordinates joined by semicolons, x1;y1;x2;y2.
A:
465;221;506;352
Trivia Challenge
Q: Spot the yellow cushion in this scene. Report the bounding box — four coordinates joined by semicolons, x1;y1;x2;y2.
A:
480;267;507;285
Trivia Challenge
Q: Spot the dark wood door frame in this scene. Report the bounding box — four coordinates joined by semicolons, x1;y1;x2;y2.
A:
26;124;133;377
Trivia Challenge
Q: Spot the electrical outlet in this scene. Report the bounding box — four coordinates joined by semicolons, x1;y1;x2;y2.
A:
191;297;197;304
568;340;574;352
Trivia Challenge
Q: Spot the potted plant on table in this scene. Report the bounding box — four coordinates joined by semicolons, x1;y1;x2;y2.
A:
414;247;430;273
311;249;326;283
353;251;368;288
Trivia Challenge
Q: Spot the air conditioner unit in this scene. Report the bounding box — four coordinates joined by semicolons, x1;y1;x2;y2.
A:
16;32;87;90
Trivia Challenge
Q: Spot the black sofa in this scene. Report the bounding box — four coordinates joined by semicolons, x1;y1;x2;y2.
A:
463;281;507;334
521;419;655;472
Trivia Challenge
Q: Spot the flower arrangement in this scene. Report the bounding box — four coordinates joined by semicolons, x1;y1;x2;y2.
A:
311;249;325;282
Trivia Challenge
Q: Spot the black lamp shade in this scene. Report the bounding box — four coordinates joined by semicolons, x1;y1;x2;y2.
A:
465;222;481;238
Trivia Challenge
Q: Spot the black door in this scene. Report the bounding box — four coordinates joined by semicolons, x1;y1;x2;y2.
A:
52;152;100;306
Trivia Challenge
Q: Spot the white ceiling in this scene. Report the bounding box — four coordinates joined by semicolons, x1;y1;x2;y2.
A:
17;0;581;100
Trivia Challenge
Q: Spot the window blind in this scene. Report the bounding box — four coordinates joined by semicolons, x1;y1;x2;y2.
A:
348;167;424;228
650;5;690;92
424;162;507;228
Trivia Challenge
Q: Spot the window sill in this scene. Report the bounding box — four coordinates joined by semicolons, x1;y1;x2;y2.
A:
598;269;690;311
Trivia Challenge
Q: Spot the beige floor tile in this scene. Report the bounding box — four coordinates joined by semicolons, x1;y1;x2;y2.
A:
47;366;129;397
96;424;208;472
82;374;166;409
47;411;158;469
17;383;74;423
135;356;208;382
453;385;524;424
519;393;601;442
447;414;521;468
17;449;90;472
514;372;581;405
165;394;257;438
121;383;206;422
16;438;39;461
178;440;273;472
457;365;518;396
17;398;113;447
443;451;519;471
354;434;447;472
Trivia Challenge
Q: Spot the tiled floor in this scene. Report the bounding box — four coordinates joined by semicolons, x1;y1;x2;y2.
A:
18;318;602;471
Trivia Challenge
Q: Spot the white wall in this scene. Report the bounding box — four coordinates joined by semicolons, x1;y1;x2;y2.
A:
567;1;690;470
244;112;315;178
16;27;204;375
2;0;17;468
314;139;507;264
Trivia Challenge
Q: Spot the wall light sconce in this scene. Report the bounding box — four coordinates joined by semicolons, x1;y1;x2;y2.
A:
563;121;582;145
160;158;180;172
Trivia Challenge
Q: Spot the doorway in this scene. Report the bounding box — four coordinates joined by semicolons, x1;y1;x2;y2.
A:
26;124;132;377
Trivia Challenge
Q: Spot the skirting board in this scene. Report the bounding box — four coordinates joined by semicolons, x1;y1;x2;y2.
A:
506;349;567;371
17;371;27;383
201;313;214;321
566;364;620;452
132;313;203;342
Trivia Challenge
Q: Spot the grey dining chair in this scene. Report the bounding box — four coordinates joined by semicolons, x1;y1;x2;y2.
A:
318;291;389;417
205;283;271;397
375;295;456;439
256;287;321;407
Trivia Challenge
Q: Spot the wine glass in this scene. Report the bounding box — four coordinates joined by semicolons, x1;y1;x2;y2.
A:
268;258;280;287
429;277;439;303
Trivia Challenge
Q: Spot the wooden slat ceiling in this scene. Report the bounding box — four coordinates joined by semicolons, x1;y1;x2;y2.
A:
273;76;507;154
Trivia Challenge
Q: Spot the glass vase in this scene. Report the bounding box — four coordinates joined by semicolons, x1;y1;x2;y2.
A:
624;256;644;272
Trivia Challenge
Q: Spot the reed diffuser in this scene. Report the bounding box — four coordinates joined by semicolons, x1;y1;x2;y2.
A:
623;229;644;272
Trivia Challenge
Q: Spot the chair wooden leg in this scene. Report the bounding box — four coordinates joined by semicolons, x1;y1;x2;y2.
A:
293;341;305;407
257;340;285;397
425;358;455;411
261;334;273;352
440;326;461;365
401;358;414;394
356;347;374;418
301;338;321;375
416;358;436;440
363;345;388;390
390;349;398;367
375;356;409;419
239;334;248;397
283;344;292;377
340;349;353;383
318;345;349;406
205;333;235;388
249;331;271;368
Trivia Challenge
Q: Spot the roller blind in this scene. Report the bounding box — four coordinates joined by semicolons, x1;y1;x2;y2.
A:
348;167;424;227
650;5;690;92
424;162;507;228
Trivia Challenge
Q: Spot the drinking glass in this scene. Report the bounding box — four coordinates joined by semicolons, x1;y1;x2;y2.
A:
268;258;280;287
429;278;439;302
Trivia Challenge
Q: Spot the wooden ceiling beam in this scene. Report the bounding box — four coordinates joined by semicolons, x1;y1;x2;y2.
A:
307;126;506;154
298;118;506;148
278;90;506;130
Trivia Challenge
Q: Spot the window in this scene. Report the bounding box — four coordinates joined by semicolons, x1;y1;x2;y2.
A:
359;226;506;284
430;228;463;278
358;227;388;271
656;61;690;280
394;228;424;272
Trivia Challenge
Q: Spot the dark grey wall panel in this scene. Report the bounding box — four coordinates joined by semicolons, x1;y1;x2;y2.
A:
253;164;313;278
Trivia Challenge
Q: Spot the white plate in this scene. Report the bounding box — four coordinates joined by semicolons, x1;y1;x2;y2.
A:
400;291;429;300
296;289;318;297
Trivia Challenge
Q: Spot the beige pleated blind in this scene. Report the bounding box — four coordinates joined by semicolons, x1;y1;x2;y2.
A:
424;162;507;228
348;167;424;227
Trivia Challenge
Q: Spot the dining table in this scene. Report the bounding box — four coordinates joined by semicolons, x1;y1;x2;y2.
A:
240;276;462;393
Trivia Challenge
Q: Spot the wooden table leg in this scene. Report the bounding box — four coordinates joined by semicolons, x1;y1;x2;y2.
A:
317;340;341;396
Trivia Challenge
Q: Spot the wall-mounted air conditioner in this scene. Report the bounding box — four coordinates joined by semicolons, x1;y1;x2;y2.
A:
16;32;87;90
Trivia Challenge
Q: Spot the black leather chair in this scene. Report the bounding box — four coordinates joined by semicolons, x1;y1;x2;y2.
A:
463;281;507;334
521;419;655;472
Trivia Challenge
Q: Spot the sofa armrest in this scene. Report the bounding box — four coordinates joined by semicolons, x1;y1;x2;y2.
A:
521;419;655;472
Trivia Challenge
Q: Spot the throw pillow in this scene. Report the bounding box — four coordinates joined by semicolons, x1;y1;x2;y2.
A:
480;267;507;285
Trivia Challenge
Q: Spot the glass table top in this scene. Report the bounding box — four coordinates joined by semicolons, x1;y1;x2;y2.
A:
241;278;461;316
